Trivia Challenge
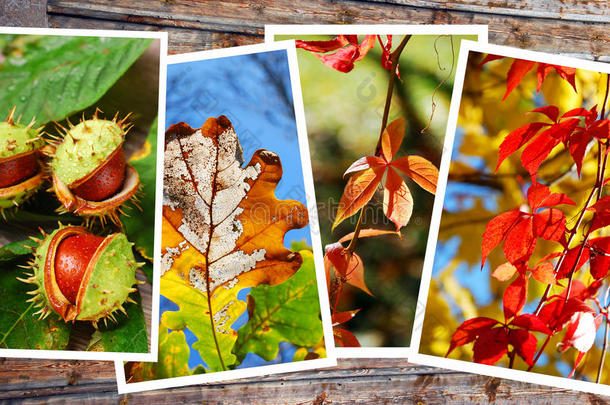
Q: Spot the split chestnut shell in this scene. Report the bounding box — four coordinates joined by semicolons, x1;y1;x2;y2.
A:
50;114;140;224
23;225;139;324
0;108;45;213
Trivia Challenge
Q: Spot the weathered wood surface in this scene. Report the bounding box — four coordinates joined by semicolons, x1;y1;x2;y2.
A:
45;0;610;60
1;0;610;403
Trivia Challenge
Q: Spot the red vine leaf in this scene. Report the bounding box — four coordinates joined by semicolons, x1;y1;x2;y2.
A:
491;262;517;282
521;130;561;180
446;316;500;356
296;35;376;73
588;237;610;280
527;182;575;210
510;314;552;334
381;118;406;162
473;327;509;365
504;217;535;264
324;243;372;296
586;196;610;232
383;168;413;231
338;228;401;243
481;208;522;267
508;329;538;366
496;122;548;171
503;274;528;319
333;327;361;347
503;59;536;100
332;309;361;326
391;155;439;194
532;208;566;243
333;167;384;230
531;106;560;123
343;156;386;177
531;261;556;285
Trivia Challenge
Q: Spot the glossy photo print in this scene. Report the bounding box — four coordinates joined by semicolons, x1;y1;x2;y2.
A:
266;25;487;355
0;27;166;362
115;41;335;394
411;40;610;395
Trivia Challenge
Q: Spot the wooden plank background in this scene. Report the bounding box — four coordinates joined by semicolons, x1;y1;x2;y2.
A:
1;0;610;403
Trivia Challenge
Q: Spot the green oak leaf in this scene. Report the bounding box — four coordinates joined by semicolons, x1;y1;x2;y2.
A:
0;35;151;125
233;250;324;362
87;290;148;353
122;117;158;263
126;327;193;381
0;254;70;350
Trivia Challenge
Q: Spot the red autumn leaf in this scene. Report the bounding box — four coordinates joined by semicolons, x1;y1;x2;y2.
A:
521;130;561;180
478;54;504;67
332;309;361;326
589;119;610;140
567;128;590;175
531;261;556;285
298;35;377;73
473;327;509;365
527;182;575;210
504;216;536;264
333;327;361;347
588;237;610;280
383;168;413;231
530;106;560;123
323;252;332;294
503;274;528;319
343;155;386;177
344;252;372;296
481;208;522;267
508;328;538;366
295;35;350;52
491;262;518;282
543;64;577;93
568;351;587;378
380;118;406;162
562;107;594;119
390;155;439;194
533;208;566;242
324;242;372;295
446;316;500;356
586;196;610;232
496;122;548;171
333;166;384;230
511;314;552;334
556;245;590;279
378;35;400;77
338;228;401;243
555;298;595;329
503;59;536;100
313;46;361;73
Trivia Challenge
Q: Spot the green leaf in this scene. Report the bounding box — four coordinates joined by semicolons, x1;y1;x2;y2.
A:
126;327;193;381
0;35;152;124
160;268;244;372
0;259;71;350
0;239;35;263
233;250;324;362
90;290;148;353
122;117;157;262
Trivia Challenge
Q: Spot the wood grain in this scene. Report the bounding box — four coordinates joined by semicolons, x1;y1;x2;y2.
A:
2;0;610;403
46;0;610;59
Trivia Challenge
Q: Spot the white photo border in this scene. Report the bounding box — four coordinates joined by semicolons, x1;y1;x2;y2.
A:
114;40;337;394
409;39;610;396
265;24;488;359
0;26;167;363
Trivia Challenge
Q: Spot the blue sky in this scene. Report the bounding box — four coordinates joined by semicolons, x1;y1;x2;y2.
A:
162;49;311;370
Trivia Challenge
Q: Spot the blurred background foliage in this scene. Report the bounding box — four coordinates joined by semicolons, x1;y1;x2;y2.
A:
420;51;610;381
280;34;476;347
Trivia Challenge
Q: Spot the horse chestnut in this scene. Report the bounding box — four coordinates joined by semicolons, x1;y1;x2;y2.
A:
20;225;140;326
49;111;140;225
0;107;45;215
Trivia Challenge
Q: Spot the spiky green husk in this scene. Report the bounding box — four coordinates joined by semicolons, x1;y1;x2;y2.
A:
0;122;43;160
23;225;139;324
0;178;43;209
51;118;125;186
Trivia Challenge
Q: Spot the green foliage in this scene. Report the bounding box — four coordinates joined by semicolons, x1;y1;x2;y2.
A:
0;35;151;124
233;250;323;362
89;290;148;353
122;117;158;262
0;245;70;350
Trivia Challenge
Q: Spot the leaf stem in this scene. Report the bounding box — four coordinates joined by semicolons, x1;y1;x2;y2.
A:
527;333;552;372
